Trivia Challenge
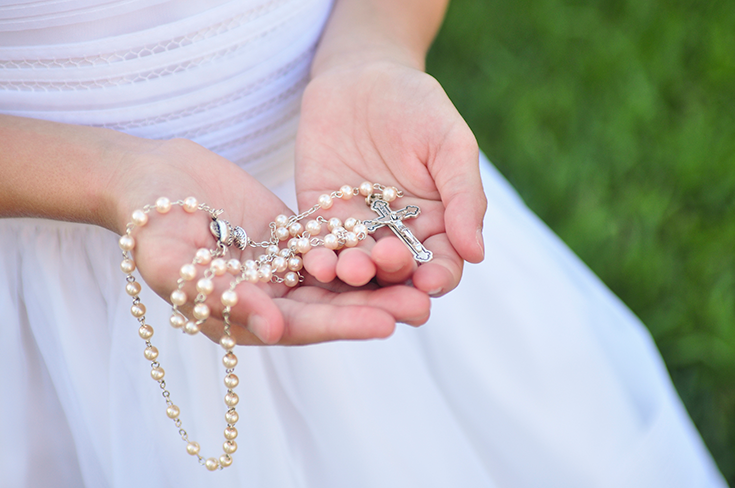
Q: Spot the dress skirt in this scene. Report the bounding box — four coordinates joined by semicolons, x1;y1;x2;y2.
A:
0;156;727;488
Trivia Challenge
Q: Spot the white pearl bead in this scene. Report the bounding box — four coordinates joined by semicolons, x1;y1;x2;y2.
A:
258;265;272;282
272;256;287;273
226;259;241;275
118;235;135;251
382;186;398;202
331;226;345;236
220;335;236;350
224;392;239;407
344;232;359;247
318;193;333;209
166;405;180;419
169;313;186;329
225;410;239;424
224;373;239;389
193;303;210;320
274;214;289;227
186;441;200;455
170;289;187;306
305;219;321;235
138;324;153;339
288;222;304;237
244;259;257;269
284;271;299;287
221;289;238;307
244;269;259;283
126;281;142;296
359;181;374;196
287;237;298;250
131;303;146;318
340;185;353;199
287;256;303;272
220;454;233;468
182;196;198;212
296;237;311;254
328;217;342;231
151;367;165;380
144;346;158;360
223;352;238;368
224;426;238;440
275;226;290;241
279;248;291;258
196;278;214;295
223;440;238;454
353;223;368;236
344;217;357;231
155;197;171;213
180;263;197;281
184;321;200;335
258;254;269;263
205;458;218;471
323;233;340;250
211;258;227;276
131;209;148;226
267;244;280;256
195;248;212;265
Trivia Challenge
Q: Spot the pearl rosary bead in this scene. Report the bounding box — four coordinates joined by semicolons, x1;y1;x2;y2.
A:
155;197;172;213
180;264;197;281
131;209;148;226
221;289;238;307
182;196;198;213
318;193;333;209
120;182;424;471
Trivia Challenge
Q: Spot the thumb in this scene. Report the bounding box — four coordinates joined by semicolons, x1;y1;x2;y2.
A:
430;125;487;264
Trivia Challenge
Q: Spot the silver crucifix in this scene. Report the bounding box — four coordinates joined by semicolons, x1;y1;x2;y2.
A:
362;197;433;263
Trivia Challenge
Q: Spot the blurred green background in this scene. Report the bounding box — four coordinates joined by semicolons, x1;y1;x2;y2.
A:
427;0;734;482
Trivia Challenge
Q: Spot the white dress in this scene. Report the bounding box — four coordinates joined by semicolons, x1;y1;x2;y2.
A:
0;1;727;487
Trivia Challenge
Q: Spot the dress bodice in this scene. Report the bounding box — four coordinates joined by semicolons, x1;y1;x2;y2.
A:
0;0;333;186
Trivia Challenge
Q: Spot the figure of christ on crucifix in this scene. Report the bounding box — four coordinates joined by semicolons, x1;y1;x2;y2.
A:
362;197;434;263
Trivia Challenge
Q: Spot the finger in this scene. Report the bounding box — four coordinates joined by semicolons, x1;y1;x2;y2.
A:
410;233;463;297
371;237;417;285
335;247;377;287
430;125;487;263
302;247;339;283
289;284;431;327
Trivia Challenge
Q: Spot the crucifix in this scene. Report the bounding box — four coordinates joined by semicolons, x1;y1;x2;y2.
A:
363;197;433;263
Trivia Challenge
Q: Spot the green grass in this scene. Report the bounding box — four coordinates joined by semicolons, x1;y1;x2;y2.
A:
427;0;735;482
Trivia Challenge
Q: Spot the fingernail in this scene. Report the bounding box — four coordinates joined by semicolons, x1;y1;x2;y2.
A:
247;314;270;343
476;227;485;259
428;288;443;297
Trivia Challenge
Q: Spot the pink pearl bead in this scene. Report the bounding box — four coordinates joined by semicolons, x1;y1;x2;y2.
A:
138;324;154;339
287;256;303;272
359;181;373;196
353;223;368;236
328;217;342;231
323;233;339;250
296;237;311;254
195;248;212;265
284;272;299;287
126;281;142;296
118;235;135;251
288;222;304;237
244;269;259;283
180;263;197;281
258;266;272;282
170;289;187;306
274;214;289;227
193;303;210;320
344;232;359;247
169;313;186;329
276;226;290;240
144;346;158;360
196;278;214;295
182;196;198;213
184;321;200;335
305;220;321;235
131;209;148;226
318;194;333;209
155;197;171;213
226;259;241;274
221;290;238;307
211;258;227;276
340;185;353;199
382;186;398;202
344;217;357;231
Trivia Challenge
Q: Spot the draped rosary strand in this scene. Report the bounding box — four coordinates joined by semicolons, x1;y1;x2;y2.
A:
118;182;432;470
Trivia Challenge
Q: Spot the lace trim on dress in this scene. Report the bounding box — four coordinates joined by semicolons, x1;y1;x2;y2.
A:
91;48;312;132
0;0;286;70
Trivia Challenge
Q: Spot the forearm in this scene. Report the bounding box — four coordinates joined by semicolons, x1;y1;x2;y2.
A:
312;0;448;75
0;115;144;232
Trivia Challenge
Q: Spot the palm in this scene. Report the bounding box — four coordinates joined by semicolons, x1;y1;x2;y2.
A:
295;62;484;295
118;139;428;345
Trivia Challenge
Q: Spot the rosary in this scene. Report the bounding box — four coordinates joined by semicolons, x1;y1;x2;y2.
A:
118;182;432;471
